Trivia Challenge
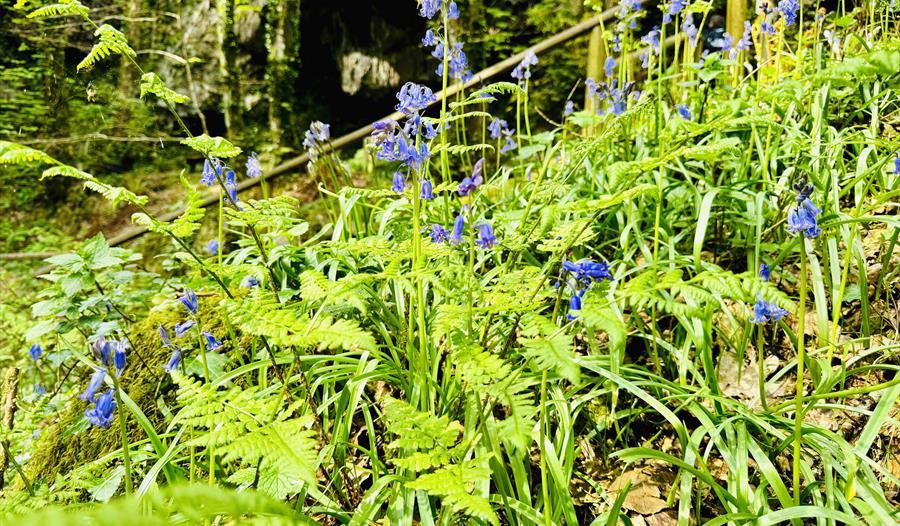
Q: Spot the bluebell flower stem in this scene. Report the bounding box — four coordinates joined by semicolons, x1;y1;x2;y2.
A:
466;206;476;335
757;324;769;411
217;193;224;267
793;239;808;504
194;323;212;382
538;369;551;526
110;374;133;496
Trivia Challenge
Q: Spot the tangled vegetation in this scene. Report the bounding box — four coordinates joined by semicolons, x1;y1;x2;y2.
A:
0;0;898;524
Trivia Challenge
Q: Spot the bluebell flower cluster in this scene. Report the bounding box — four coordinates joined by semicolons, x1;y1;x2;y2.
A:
430;224;450;243
246;152;262;178
78;335;128;427
758;1;776;34
721;21;753;60
682;14;698;42
639;27;661;68
751;295;789;324
786;182;822;238
663;0;686;24
511;51;538;83
604;57;616;79
206;239;219;255
476;223;497;249
200;158;222;187
29;343;42;361
419;0;441;19
778;0;799;26
586;77;636;116
759;263;771;282
488;118;517;154
613;0;643;52
561;259;614;320
303;121;331;162
159;325;182;373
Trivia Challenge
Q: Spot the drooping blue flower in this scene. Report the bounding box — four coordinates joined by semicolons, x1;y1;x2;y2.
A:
564;100;574;116
29;344;42;361
174;320;196;337
225;169;239;205
113;340;126;376
85;390;116;428
604;57;616;79
450;213;465;245
163;348;182;373
246;152;262;178
476;223;497;249
677;104;692;120
420;179;435;200
448;1;459;20
787;198;822;238
488;119;507;140
242;276;261;288
35;384;46;397
159;325;172;347
203;332;223;351
303;121;331;162
567;290;584;321
200;158;221;187
641;26;661;53
430;224;450;243
563;259;614;285
79;369;107;402
511;51;539;82
501;134;517;154
395;82;437;115
759;263;771;282
206;239;219;255
751;295;790;324
682;14;698;42
663;0;686;23
391;172;407;193
422;29;437;47
436;42;472;82
894;153;900;175
419;0;441;19
179;289;199;314
778;0;799;25
458;159;484;196
93;336;113;368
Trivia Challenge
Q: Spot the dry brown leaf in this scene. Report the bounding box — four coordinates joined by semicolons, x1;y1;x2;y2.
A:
608;470;668;516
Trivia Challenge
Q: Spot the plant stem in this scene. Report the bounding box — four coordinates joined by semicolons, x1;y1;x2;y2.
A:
792;238;808;505
111;374;134;496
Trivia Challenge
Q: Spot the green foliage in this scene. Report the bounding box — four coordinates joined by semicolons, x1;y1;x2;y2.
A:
139;73;190;105
132;175;204;238
180;135;242;159
77;25;136;71
26;0;89;19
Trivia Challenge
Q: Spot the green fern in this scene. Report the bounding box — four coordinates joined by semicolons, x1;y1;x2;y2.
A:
139;72;190;105
131;175;204;238
27;0;89;19
77;25;136;71
519;313;581;383
181;134;242;159
0;141;58;166
406;459;499;526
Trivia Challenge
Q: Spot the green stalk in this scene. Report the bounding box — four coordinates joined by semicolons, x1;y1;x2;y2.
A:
538;369;551;526
757;324;769;411
792;239;808;504
110;374;134;496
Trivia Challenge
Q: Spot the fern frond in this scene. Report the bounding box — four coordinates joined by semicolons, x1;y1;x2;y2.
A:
181;134;242;159
27;1;89;19
131;175;204;238
0;141;58;166
139;72;190;105
406;459;499;526
519;313;581;383
77;25;136;71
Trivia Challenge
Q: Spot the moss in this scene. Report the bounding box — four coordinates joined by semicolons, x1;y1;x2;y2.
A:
26;295;236;483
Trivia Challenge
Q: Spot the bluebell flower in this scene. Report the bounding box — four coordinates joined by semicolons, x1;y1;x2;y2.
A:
392;172;407;193
683;14;698;42
501;134;517;154
423;120;439;140
563;259;614;285
246;152;262;178
787;198;822;238
420;179;435;200
419;0;441;19
663;0;686;23
113;340;126;376
29;343;42;361
677;104;692;120
163;349;182;373
303;121;330;162
436;42;472;82
206;239;219;255
778;0;799;25
894;153;900;175
511;51;539;82
458;159;484;196
225;169;239;204
203;332;223;351
476;223;497;249
179;289;199;314
450;213;465;245
641;26;661;53
85;390;116;428
751;295;790;324
242;276;261;288
759;263;771;282
488;119;507;140
430;224;450;243
93;336;113;367
174;320;196;337
604;57;616;79
35;384;46;397
395;82;437;115
200;158;221;187
79;369;106;402
159;325;172;347
422;29;437;47
565;101;574;116
448;1;459;20
567;291;584;321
